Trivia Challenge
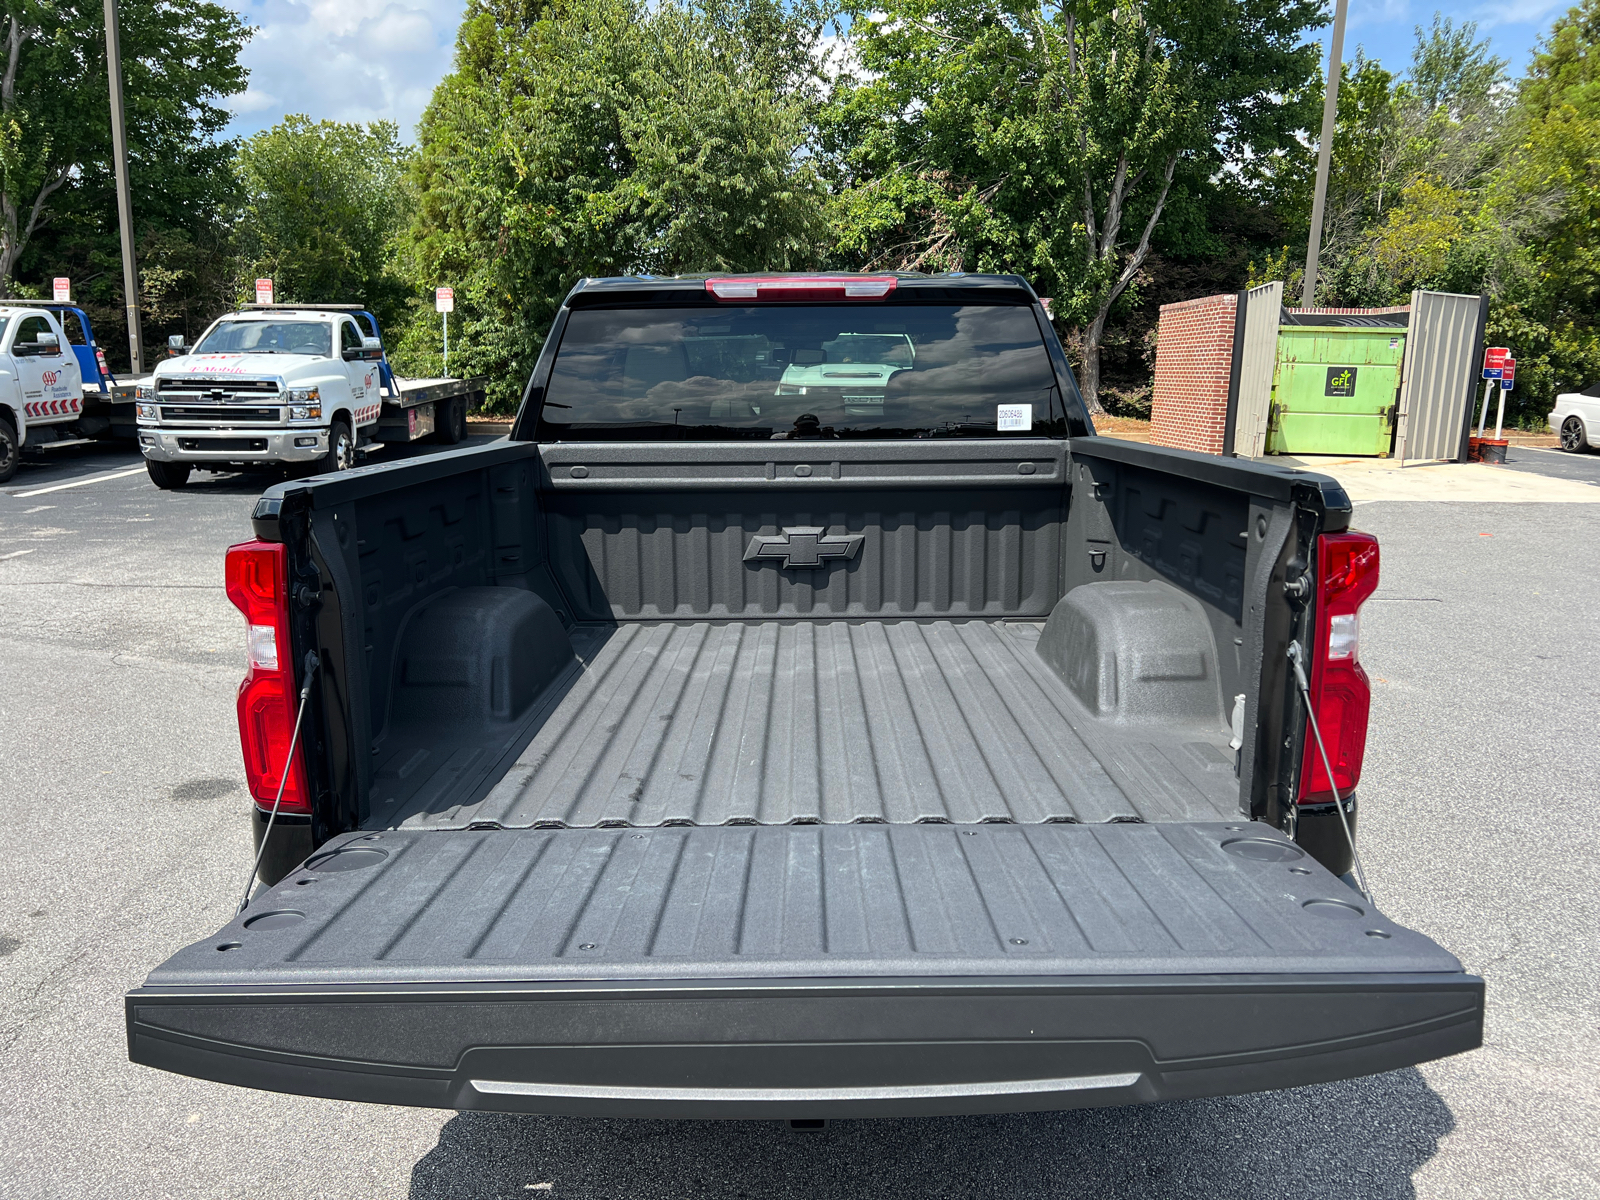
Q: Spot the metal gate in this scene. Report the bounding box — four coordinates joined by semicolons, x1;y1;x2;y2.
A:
1232;281;1281;459
1395;290;1487;462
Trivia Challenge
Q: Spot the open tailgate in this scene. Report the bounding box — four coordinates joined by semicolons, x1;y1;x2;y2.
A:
127;822;1482;1117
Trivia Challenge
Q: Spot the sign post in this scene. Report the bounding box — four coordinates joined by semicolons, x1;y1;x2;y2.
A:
1479;347;1511;438
255;278;274;305
52;277;70;303
1494;359;1515;439
435;287;454;377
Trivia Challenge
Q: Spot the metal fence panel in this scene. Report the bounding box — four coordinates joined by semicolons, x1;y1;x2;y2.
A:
1396;290;1485;462
1234;281;1282;458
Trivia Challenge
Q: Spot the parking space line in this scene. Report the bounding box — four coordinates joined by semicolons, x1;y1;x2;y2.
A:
9;466;148;498
0;548;36;559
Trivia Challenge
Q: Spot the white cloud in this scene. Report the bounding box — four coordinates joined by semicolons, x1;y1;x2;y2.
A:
224;0;466;141
230;87;280;114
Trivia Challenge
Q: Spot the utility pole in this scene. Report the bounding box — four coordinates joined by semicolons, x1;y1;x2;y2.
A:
103;0;143;373
1301;0;1349;309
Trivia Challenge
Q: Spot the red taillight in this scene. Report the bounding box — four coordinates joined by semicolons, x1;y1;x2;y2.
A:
224;539;310;813
1297;531;1380;803
704;275;897;301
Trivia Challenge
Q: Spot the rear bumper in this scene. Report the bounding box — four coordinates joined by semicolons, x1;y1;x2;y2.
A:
127;972;1483;1118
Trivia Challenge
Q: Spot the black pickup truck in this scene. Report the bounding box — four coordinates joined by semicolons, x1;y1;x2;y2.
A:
126;274;1482;1119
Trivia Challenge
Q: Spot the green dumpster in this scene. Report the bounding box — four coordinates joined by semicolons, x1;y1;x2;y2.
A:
1265;326;1405;457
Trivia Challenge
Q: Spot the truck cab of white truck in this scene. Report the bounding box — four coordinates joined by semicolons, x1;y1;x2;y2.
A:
0;306;85;481
136;303;484;489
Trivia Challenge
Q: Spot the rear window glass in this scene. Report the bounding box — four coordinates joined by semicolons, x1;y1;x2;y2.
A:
537;304;1065;440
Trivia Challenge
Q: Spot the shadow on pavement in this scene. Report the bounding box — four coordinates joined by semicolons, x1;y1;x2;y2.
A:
409;1068;1452;1200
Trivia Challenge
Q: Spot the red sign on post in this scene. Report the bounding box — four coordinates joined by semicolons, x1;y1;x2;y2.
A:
435;287;454;313
1484;346;1511;367
52;277;70;302
255;278;274;305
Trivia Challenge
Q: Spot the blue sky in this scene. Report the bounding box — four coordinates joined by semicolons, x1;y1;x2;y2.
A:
223;0;468;140
220;0;1570;144
1329;0;1565;82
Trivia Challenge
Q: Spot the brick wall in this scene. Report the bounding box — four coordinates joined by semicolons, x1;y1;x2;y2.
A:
1149;293;1238;455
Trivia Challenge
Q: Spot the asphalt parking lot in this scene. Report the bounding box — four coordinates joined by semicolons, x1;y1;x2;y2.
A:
2;439;1597;1199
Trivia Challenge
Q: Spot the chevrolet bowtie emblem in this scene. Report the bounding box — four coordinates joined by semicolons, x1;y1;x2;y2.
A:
743;526;864;570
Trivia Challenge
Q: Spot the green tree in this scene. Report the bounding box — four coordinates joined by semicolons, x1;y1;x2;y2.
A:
0;0;247;307
826;0;1323;412
235;116;413;328
397;0;831;409
1483;0;1600;416
1259;17;1508;308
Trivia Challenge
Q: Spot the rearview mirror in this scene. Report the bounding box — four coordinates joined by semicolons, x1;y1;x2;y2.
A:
362;335;383;360
36;331;59;349
167;334;188;356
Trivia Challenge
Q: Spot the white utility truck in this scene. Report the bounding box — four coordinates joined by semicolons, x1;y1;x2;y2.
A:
0;302;148;484
135;303;485;489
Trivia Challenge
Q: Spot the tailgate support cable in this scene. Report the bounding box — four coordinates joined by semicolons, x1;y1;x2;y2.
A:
1287;642;1374;904
237;651;319;915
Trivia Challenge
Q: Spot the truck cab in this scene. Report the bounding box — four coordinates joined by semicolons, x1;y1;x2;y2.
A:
0;306;86;482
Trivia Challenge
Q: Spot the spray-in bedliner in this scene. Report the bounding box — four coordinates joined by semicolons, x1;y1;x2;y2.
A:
367;619;1241;832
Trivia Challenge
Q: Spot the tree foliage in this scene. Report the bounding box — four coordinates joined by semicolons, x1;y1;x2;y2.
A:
1256;11;1600;422
393;0;832;408
1481;0;1600;409
235;116;413;328
1;0;246;359
825;0;1323;411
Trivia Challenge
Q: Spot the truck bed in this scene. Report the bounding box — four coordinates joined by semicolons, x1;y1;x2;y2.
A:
131;428;1482;1118
369;618;1238;833
385;375;488;408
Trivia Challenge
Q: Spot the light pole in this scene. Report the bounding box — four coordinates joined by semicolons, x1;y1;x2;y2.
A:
1302;0;1349;309
103;0;143;373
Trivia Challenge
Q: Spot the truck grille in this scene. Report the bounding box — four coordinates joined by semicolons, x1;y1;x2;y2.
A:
162;406;281;422
158;377;280;395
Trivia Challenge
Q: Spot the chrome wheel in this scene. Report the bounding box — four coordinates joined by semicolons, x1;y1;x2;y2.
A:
325;422;354;472
1560;415;1590;453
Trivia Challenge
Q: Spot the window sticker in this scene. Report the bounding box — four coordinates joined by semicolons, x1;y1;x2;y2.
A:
996;403;1032;431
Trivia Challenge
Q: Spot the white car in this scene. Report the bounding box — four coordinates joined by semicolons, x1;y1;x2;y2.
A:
772;332;915;416
1549;386;1599;453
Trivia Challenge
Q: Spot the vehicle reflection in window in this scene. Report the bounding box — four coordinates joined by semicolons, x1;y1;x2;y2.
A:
539;304;1064;440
